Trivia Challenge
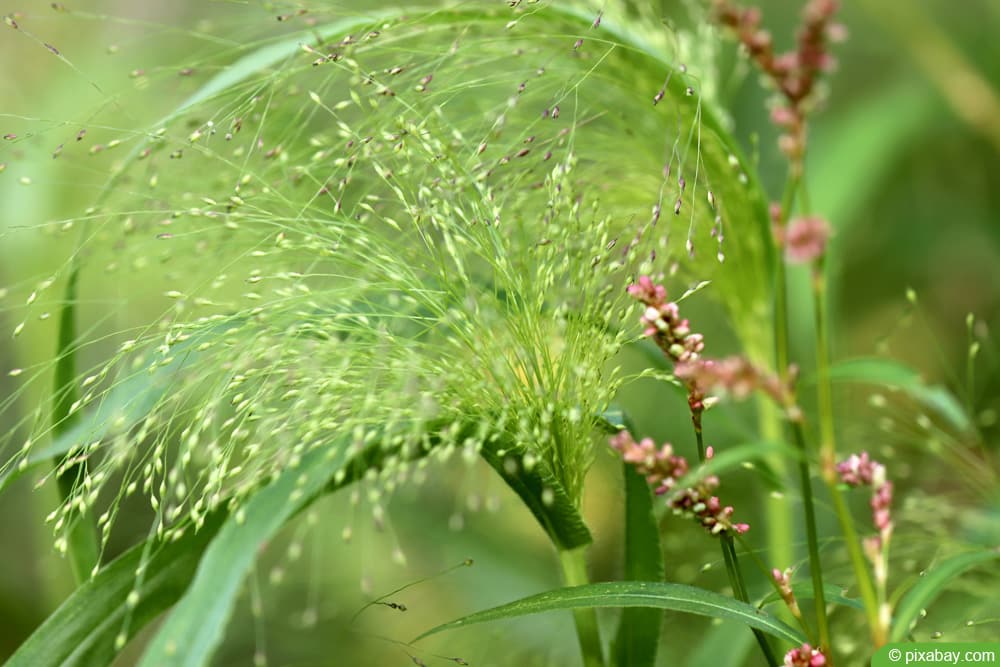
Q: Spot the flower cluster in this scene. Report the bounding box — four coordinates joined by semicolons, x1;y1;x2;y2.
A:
712;0;844;162
783;216;832;264
771;567;803;621
784;643;828;667
674;355;802;421
837;452;893;553
608;430;689;496
837;450;894;637
627;276;704;364
610;432;749;535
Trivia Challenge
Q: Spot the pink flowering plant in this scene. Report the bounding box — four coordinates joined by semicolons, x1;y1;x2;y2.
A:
0;1;997;666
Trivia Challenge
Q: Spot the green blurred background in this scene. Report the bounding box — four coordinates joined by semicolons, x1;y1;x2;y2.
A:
1;1;997;665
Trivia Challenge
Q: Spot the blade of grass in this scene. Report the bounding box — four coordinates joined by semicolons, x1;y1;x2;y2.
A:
480;439;592;551
5;511;226;667
138;441;354;667
890;549;1000;642
413;581;806;646
51;263;99;583
815;356;974;434
612;464;664;667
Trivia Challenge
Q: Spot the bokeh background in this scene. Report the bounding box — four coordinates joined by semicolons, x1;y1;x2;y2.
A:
1;1;997;665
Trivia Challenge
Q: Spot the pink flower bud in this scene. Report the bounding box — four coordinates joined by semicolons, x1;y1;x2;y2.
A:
785;216;831;263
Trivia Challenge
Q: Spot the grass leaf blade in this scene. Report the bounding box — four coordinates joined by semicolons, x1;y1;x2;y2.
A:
890;549;1000;642
52;263;99;582
5;512;225;667
414;581;806;645
138;443;353;667
612;464;664;667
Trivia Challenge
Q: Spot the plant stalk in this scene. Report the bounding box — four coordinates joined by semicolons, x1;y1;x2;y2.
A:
775;171;834;656
694;422;777;666
811;261;882;643
789;421;831;652
558;547;605;667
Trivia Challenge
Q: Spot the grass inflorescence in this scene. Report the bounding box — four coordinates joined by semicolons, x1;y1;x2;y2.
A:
1;2;763;568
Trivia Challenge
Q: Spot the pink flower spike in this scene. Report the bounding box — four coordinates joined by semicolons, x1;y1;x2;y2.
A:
785;216;831;264
784;644;828;667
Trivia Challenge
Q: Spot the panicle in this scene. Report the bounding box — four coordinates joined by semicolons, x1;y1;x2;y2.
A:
711;0;843;163
610;431;749;535
627;276;704;364
674;355;800;420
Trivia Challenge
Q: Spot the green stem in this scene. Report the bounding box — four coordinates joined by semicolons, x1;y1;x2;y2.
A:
775;169;837;657
695;423;777;665
735;533;817;642
558;547;605;667
966;315;977;418
810;258;882;644
722;535;778;664
773;171;801;385
789;421;831;652
756;396;794;582
812;262;836;472
828;482;881;640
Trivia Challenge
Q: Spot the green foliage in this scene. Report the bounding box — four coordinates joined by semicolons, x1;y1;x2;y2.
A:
890;550;1000;642
1;1;997;665
6;513;225;667
138;442;354;666
612;463;664;667
414;581;806;645
821;357;974;434
51;263;100;582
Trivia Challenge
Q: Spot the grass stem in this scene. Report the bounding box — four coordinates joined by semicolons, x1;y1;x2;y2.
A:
558;547;606;667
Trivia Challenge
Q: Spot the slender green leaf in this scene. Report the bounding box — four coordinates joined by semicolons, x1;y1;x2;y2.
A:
6;512;226;667
51;263;99;582
818;357;973;433
757;583;863;611
890;549;1000;642
7;429;411;667
613;464;664;667
414;582;806;645
480;440;592;551
138;442;354;667
671;440;798;493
